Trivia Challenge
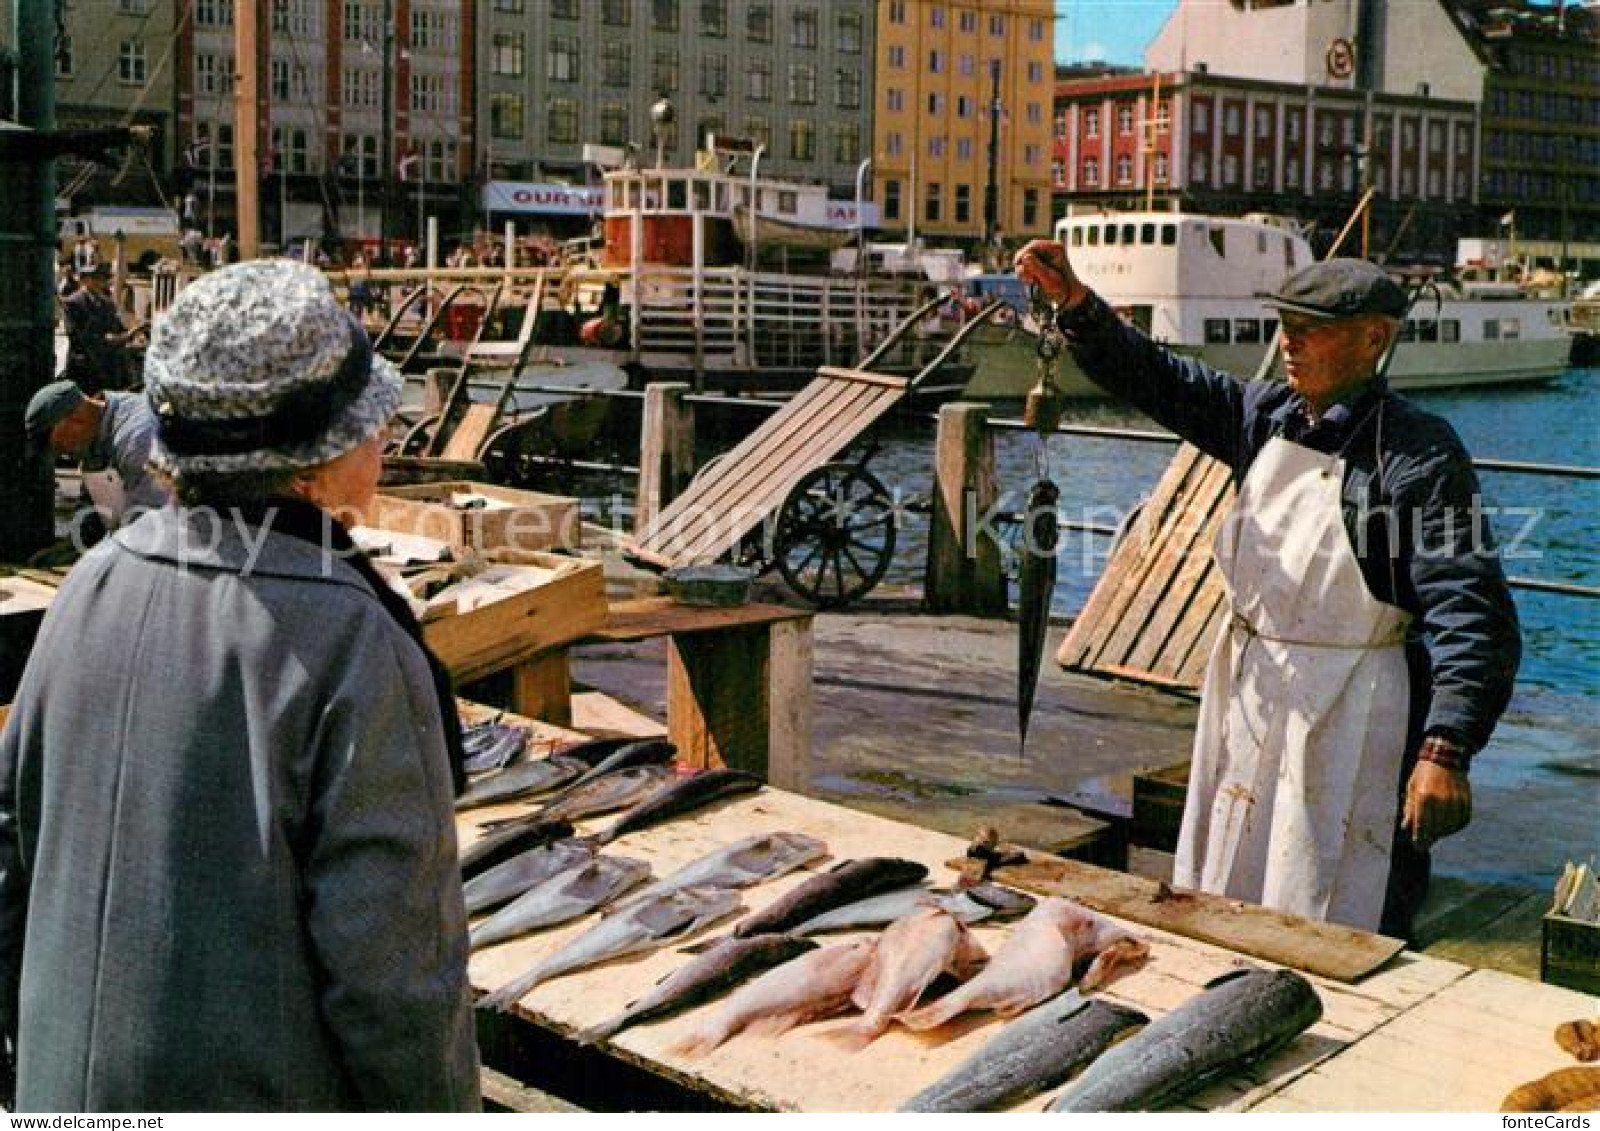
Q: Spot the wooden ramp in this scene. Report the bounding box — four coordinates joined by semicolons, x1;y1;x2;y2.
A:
631;366;908;567
1056;442;1235;691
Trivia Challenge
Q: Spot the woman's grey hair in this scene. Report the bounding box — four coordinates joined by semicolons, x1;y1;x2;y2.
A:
161;465;302;509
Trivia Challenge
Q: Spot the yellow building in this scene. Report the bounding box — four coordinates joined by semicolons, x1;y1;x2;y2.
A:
873;0;1056;247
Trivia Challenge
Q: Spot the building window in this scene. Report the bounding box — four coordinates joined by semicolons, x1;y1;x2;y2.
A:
1085;108;1099;138
1118;105;1134;136
793;8;818;49
1083;158;1099;185
1318;160;1335;190
836;68;861;109
491;93;524;140
928;136;945;159
602;42;630;87
886;131;901;157
885;179;901;220
342;67;378;109
1284;160;1299;189
789;119;815;160
1286;111;1300;144
1194;102;1209;133
954;184;971;224
960;54;975;78
1116;155;1133;185
341;133;377;180
1154;153;1169;183
887;88;903;113
748;58;771;101
117;0;147;13
493;0;523;9
1155;101;1170;133
55;33;74;77
1427;168;1442;197
931;5;945;28
1027;103;1041;126
834;123;859;163
492;32;524;78
701;54;727;97
119;40;147;85
271;58;290;100
790;63;816;105
601;103;629;146
1190;155;1206;183
1024;188;1040;227
344;1;379;43
551;0;578;17
602;0;630;25
654;0;679;32
889;1;906;24
957;138;972;160
1030;17;1045;41
887;45;905;69
927;93;943;116
1223;153;1239;185
1225;104;1241;137
549;37;579;83
701;0;726;36
957;95;972;119
960;10;976;32
746;117;770;149
195;53;234;96
1256;106;1271;139
1024;144;1041;166
426;139;455;183
838;11;862;53
653;48;679;93
748;2;771;40
549;99;580;145
925;181;941;223
989;13;1005;35
197;0;234;27
1028;61;1043;83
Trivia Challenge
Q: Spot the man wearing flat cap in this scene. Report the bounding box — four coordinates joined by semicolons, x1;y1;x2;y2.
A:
1016;243;1519;939
26;380;169;531
59;262;139;393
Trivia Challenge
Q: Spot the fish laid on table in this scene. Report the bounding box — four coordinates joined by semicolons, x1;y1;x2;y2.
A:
1046;966;1323;1111
550;735;643;768
791;882;1035;936
900;897;1148;1031
576;934;819;1047
559;738;676;796
463;838;597;915
536;764;679;825
898;990;1150;1112
459;817;575;881
620;832;828;907
671;940;878;1058
478;884;743;1013
732;857;930;939
455;754;588;811
462;723;530;776
1016;477;1059;753
470;855;653;950
837;905;988;1047
592;769;764;846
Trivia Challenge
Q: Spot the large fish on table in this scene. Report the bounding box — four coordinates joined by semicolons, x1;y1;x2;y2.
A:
459;817;575;881
837;905;988;1047
1046;966;1323;1111
791;882;1035;936
1016;477;1059;753
620;832;828;907
671;940;878;1057
592;769;764;845
535;764;679;825
455;754;588;811
477;884;743;1013
900;897;1148;1030
463;837;597;915
470;855;653;950
559;738;676;795
732;857;930;938
576;934;819;1047
898;991;1149;1112
461;722;530;776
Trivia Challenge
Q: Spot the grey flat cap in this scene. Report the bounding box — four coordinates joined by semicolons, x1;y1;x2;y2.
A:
1258;258;1409;320
25;380;87;438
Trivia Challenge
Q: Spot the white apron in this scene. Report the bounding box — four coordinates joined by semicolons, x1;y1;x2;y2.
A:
1174;437;1412;931
81;468;130;526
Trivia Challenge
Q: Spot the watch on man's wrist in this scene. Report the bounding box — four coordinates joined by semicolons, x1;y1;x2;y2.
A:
1417;734;1472;773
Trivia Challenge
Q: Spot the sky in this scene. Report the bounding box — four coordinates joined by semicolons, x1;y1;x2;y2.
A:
1054;0;1181;67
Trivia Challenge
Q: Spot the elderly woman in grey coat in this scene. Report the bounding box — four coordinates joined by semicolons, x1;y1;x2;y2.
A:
0;261;479;1111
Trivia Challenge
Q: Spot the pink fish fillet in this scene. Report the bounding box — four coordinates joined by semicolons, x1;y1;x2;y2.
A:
900;896;1149;1031
671;939;877;1058
840;905;988;1047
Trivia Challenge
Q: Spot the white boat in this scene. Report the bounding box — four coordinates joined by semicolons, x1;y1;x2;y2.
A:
965;210;1574;399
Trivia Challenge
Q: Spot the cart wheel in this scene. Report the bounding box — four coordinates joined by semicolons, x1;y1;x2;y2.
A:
397;414;441;456
773;463;897;609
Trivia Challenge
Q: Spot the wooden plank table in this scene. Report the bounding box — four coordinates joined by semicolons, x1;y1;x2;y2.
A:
459;779;1575;1112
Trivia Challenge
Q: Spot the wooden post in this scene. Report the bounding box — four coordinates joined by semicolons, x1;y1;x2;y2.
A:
634;381;694;534
423;366;454;416
924;401;1005;614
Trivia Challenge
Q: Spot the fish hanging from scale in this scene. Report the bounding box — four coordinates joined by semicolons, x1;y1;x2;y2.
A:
1016;284;1067;753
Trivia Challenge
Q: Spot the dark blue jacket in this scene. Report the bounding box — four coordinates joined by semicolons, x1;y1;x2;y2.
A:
1058;293;1521;757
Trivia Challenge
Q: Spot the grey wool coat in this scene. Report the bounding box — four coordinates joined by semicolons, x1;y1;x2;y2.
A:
0;506;480;1111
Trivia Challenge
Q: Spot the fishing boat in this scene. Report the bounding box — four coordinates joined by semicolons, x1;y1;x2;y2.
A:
964;210;1575;399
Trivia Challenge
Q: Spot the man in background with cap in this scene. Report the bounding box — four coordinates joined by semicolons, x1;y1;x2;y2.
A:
1015;242;1520;938
25;379;169;533
59;263;140;394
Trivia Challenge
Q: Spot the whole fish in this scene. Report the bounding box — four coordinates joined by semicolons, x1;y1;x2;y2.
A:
551;735;643;768
1046;967;1323;1111
732;857;930;939
671;940;878;1057
455;754;587;811
464;838;597;915
592;769;764;845
792;882;1035;936
470;855;653;950
1017;477;1059;753
839;905;988;1046
576;934;819;1047
459;817;575;881
898;991;1150;1112
463;723;529;776
538;764;679;825
478;884;743;1013
900;897;1148;1031
561;738;676;795
620;832;828;907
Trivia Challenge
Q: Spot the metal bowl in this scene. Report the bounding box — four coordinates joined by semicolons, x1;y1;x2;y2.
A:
663;564;754;608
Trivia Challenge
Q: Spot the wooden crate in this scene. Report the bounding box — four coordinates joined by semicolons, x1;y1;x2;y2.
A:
372;480;579;552
421;550;605;686
1131;759;1190;852
1541;911;1600;995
